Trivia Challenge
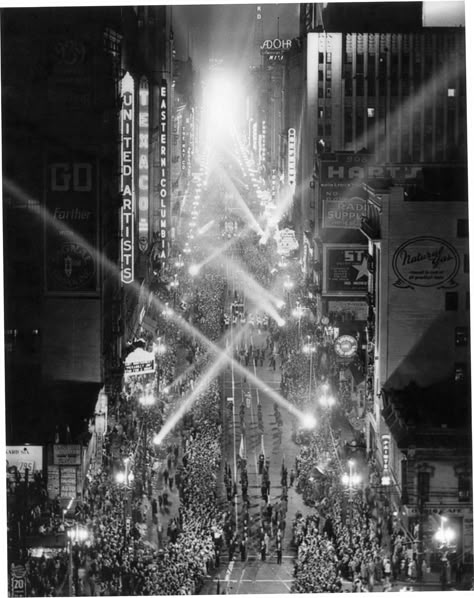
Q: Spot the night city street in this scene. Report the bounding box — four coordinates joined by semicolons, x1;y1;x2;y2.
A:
1;1;473;596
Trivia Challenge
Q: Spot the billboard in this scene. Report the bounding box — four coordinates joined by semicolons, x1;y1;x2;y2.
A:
323;245;369;295
44;152;99;294
6;445;43;473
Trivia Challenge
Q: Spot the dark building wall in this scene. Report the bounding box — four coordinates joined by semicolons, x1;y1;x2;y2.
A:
2;7;130;443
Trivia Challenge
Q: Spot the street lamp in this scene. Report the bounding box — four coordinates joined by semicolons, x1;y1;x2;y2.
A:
292;301;304;343
175;254;184;269
162;302;173;318
342;459;361;500
300;413;317;430
170;274;179;307
154;337;166;355
302;336;316;408
139;394;156;490
67;524;89;596
283;276;294;307
434;516;456;549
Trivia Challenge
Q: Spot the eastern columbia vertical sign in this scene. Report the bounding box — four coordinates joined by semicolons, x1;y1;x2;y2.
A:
154;81;169;263
120;72;135;284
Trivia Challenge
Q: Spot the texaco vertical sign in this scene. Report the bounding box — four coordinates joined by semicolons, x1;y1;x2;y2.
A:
120;72;135;284
138;76;149;253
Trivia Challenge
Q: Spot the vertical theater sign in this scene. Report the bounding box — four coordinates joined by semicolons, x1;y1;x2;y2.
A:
287;127;296;186
138;76;150;253
120;72;135;284
151;80;169;272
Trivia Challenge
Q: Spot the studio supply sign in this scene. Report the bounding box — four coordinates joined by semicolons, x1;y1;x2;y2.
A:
392;237;460;290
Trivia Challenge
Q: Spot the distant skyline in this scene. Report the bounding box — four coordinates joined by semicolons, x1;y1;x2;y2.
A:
171;1;466;73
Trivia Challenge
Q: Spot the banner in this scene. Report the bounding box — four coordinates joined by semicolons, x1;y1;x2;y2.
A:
324;245;369;295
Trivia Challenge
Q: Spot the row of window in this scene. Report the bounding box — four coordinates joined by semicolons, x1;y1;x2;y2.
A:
445;292;470;312
401;465;471;503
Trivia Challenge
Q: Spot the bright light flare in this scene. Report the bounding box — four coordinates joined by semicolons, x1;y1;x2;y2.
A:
300;413;317;429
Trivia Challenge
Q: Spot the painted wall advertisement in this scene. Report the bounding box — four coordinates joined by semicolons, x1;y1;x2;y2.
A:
392;237;460;290
44;151;99;294
324;245;369;295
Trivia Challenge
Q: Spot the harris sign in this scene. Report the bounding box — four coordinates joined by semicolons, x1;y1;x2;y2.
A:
392;237;460;290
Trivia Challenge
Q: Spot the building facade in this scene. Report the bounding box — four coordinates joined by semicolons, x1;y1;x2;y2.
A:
361;180;471;566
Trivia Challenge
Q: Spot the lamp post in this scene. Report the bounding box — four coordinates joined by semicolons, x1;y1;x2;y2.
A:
139;393;156;491
170;274;179;308
342;459;361;501
302;336;316;408
292;301;304;344
67;524;89;596
435;515;456;585
283;276;294;309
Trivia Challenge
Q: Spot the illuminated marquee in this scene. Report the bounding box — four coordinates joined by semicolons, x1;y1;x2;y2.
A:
288;128;296;185
381;434;391;485
120;72;135;284
157;81;169;262
138;76;149;253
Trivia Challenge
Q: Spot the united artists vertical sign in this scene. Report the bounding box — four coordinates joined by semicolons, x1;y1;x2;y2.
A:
138;76;149;253
120;72;135;284
157;81;169;262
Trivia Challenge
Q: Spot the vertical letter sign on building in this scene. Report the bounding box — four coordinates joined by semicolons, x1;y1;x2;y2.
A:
138;76;149;253
157;80;169;263
121;72;135;284
287;128;296;186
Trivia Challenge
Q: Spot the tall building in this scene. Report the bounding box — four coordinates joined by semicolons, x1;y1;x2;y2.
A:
361;179;471;569
2;7;135;445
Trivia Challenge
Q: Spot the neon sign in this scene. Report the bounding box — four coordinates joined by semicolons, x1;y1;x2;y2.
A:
138;76;149;253
120;72;135;284
156;81;168;262
288;128;296;185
